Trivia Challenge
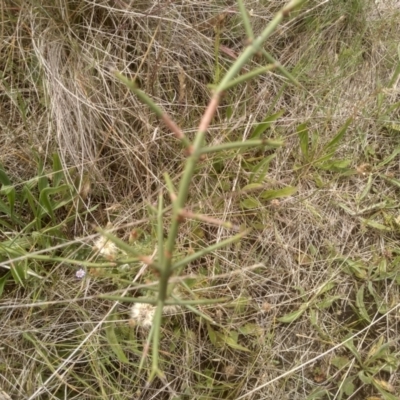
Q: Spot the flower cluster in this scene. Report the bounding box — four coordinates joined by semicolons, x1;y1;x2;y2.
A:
76;268;86;279
130;303;155;328
130;303;179;329
93;236;117;260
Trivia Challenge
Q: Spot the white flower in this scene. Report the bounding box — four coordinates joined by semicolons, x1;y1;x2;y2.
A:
76;268;86;279
130;303;180;329
130;303;156;329
93;236;117;260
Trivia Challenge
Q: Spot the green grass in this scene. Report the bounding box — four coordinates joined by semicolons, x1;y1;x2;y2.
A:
1;0;400;399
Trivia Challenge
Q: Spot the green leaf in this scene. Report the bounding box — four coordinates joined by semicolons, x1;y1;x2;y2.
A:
241;183;264;192
316;295;341;310
38;185;69;221
38;176;49;193
105;321;129;364
308;309;331;341
361;218;391;231
315;281;335;296
309;308;318;325
381;174;400;189
1;185;16;219
52;153;64;187
0;164;11;185
98;229;151;259
342;377;355;396
378;146;400;168
306;389;330;400
250;110;284;139
10;260;27;286
372;382;397;400
22;184;38;220
204;139;281;155
207;322;218;346
217;331;251;352
365;336;390;365
240;197;261;209
225;105;233;120
231;296;251;315
297;123;309;160
342;340;361;365
337;202;356;216
260;186;297;200
249;154;275;183
387;122;400;132
238;323;263;336
359;173;373;202
340;258;368;279
0;176;23;226
278;307;306;324
0;198;11;216
367;282;388;314
0;271;10;297
356;284;371;322
318;159;351;172
324;118;352;154
331;356;350;369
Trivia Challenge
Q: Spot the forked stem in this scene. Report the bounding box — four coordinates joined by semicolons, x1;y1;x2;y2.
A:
115;0;307;378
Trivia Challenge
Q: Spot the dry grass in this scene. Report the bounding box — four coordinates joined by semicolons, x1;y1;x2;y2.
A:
1;0;400;399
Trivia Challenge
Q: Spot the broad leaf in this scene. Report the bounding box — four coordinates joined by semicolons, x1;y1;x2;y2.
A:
344;337;362;364
52;153;64;187
249;154;275;183
0;164;11;185
297;123;309;160
240;197;260;209
238;323;263;336
318;159;351;172
361;218;391;231
38;184;69;221
261;186;297;200
342;378;355;396
331;356;350;369
105;322;129;363
356;284;371;322
250;110;284;139
324;118;352;154
0;271;10;297
10;260;27;286
207;323;218;346
1;185;16;219
278;303;308;323
241;183;264;192
217;331;251;352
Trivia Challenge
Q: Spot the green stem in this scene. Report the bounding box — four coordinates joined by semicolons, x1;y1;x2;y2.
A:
261;49;301;87
151;300;164;373
157;193;164;265
172;229;250;271
200;139;283;155
114;72;191;149
238;0;254;41
220;64;277;91
165;298;229;305
100;296;158;304
161;132;206;293
216;0;305;93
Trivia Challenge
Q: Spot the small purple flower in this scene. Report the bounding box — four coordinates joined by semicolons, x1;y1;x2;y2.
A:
76;268;86;279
